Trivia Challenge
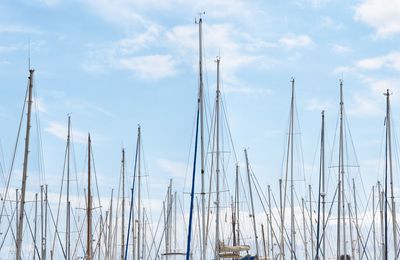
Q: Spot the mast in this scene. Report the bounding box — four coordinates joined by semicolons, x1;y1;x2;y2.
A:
315;110;325;260
16;189;18;253
16;69;34;260
185;102;200;260
235;164;240;246
107;189;114;259
41;186;44;259
244;149;259;257
384;89;397;259
137;126;142;260
284;77;296;260
231;198;236;248
142;208;146;260
121;149;126;260
373;185;376;260
215;56;221;260
168;180;173;255
261;224;267;259
86;134;92;260
290;78;296;260
124;126;140;260
378;182;385;259
196;14;207;260
66;115;71;260
352;178;360;258
174;191;177;259
279;179;284;260
45;184;48;260
44;184;48;260
132;189;136;260
348;203;355;260
309;185;314;258
302;198;308;260
321;111;326;260
266;214;270;260
336;79;346;259
268;185;274;258
98;214;104;260
34;193;38;260
166;179;172;258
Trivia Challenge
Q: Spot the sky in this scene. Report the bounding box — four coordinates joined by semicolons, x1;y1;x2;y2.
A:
1;0;400;257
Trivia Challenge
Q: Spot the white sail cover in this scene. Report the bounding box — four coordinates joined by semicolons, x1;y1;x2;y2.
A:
219;242;251;252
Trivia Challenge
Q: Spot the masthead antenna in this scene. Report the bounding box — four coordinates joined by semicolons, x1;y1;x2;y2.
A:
195;11;205;24
28;39;31;70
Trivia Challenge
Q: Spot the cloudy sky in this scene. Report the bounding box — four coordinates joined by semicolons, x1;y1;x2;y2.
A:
1;0;400;227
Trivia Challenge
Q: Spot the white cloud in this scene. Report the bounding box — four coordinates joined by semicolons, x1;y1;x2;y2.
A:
166;23;272;83
63;99;116;118
0;45;18;53
82;0;152;29
36;0;60;6
354;0;400;37
356;52;400;71
165;24;199;54
304;0;329;8
115;54;177;79
79;0;272;83
84;22;272;82
222;84;271;95
0;41;46;54
45;121;87;144
347;93;383;117
81;3;274;84
361;77;400;103
0;60;10;66
157;158;187;178
34;97;47;114
305;98;331;111
319;16;344;31
84;47;170;79
82;0;264;28
0;24;42;34
115;25;162;54
279;34;314;49
332;52;400;75
332;44;351;54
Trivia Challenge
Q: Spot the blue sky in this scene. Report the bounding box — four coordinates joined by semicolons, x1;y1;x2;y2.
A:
1;0;400;254
1;0;400;192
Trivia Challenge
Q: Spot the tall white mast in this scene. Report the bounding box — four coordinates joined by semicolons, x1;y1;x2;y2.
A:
66;115;71;260
86;134;93;260
137;126;142;260
289;78;296;259
16;69;35;260
336;79;346;259
215;56;221;260
384;89;398;259
321;111;326;260
245;149;259;257
196;14;207;260
121;149;126;260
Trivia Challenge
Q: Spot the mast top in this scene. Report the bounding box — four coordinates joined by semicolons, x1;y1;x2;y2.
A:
28;39;31;70
384;89;391;96
339;79;344;106
290;77;295;93
195;12;205;24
